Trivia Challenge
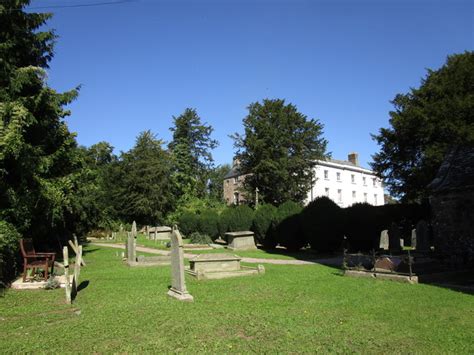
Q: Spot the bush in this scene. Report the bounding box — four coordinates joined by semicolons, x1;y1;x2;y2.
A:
0;221;21;285
188;232;213;245
178;211;199;237
219;205;254;233
301;197;343;253
196;209;220;240
343;203;380;252
274;201;305;251
252;204;277;248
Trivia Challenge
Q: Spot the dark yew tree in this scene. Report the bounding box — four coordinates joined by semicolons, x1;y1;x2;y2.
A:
371;52;474;202
168;108;218;200
0;1;80;246
233;99;328;205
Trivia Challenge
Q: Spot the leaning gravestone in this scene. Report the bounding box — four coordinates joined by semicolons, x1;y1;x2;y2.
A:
167;225;193;302
388;223;402;253
379;230;389;250
411;229;417;249
416;220;430;252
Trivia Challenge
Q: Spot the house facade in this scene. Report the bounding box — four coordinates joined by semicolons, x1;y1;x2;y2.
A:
223;153;384;207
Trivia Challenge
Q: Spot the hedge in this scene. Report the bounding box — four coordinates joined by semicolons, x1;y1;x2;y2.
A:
274;201;305;251
0;221;21;285
252;204;277;248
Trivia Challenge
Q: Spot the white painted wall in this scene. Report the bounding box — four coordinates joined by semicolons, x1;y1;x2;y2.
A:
305;160;385;207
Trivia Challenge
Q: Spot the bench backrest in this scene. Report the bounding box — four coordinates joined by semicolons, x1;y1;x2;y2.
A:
20;238;36;257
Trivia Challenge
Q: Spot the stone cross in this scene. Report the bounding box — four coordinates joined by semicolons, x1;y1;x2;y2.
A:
167;225;193;302
379;230;389;250
388;222;402;253
416;220;430;252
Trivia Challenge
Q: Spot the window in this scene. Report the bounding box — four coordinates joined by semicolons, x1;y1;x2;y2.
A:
336;172;341;181
374;194;378;204
351;174;355;183
372;178;376;187
325;188;329;197
324;170;329;179
337;189;342;202
364;193;368;202
363;177;366;186
352;191;356;199
233;192;239;205
234;176;239;184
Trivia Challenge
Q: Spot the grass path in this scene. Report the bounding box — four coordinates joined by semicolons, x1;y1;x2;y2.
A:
1;246;473;353
90;241;342;266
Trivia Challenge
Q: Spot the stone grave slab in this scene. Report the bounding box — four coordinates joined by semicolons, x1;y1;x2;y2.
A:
225;231;257;250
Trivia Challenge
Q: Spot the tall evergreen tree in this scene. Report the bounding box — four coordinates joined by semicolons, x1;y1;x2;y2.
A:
371;52;474;201
233;99;328;205
169;108;218;199
0;1;80;244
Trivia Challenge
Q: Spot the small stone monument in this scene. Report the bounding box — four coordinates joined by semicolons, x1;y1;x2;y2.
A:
388;223;402;253
411;228;417;249
225;231;257;250
416;220;430;252
379;230;389;250
167;225;193;302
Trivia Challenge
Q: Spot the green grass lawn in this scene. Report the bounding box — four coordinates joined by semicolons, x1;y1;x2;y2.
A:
187;247;325;260
1;246;473;353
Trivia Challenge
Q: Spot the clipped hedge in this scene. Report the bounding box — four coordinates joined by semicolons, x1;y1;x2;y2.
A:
219;205;254;234
274;201;305;251
197;209;220;240
252;204;277;248
301;196;343;253
178;211;199;237
0;221;21;285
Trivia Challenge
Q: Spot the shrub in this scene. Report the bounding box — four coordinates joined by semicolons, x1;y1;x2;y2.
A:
343;203;380;252
274;201;305;251
196;209;220;240
252;204;277;247
0;221;21;285
301;197;343;253
188;232;213;245
219;205;254;233
178;211;199;237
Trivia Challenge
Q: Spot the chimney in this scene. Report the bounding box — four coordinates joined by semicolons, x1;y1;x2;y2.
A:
232;157;241;167
348;152;359;166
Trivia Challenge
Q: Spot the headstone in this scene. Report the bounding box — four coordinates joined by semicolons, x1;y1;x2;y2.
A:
131;221;137;237
379;230;389;250
167;225;193;302
416;220;430;252
411;229;417;249
388;223;402;253
127;231;136;262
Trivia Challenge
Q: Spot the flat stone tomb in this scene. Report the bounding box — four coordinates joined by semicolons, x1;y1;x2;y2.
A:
186;253;265;280
225;231;257;250
11;274;72;290
127;254;171;267
149;226;172;240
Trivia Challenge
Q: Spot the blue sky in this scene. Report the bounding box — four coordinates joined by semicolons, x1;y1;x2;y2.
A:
34;0;473;168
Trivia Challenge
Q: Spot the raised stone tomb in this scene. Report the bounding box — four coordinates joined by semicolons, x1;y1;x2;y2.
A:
225;231;257;250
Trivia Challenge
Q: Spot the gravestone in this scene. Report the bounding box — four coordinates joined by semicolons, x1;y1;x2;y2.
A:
167;225;193;302
379;230;389;250
416;220;430;252
411;229;417;248
127;231;136;262
225;231;257;250
388;223;402;253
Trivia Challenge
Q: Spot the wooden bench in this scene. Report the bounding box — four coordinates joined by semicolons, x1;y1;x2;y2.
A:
20;239;55;282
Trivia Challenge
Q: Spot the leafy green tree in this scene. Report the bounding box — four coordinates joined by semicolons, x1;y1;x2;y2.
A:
233;99;328;205
207;164;231;202
109;131;174;225
169;108;218;200
0;1;80;245
371;52;474;201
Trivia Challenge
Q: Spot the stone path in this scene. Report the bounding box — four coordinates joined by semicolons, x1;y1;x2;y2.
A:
90;242;342;267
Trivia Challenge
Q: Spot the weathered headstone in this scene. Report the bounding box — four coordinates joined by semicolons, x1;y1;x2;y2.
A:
167;225;193;302
416;220;430;252
127;231;136;262
411;229;417;249
388;223;402;253
379;230;389;250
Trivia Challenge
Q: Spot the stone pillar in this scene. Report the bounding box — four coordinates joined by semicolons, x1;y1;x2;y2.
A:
167;225;193;302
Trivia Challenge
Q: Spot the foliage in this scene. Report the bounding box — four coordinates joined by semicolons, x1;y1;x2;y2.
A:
301;197;343;253
188;232;212;245
0;221;21;284
107;131;174;225
0;1;80;247
168;108;218;200
274;201;305;251
207;164;231;202
342;203;380;252
252;204;277;247
371;52;474;201
44;276;60;290
219;205;254;233
165;196;226;226
178;211;199;237
232;99;328;205
197;209;220;240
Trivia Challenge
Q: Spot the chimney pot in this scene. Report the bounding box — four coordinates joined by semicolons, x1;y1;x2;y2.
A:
348;152;359;166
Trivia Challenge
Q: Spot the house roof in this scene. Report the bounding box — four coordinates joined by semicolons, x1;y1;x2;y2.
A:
223;165;242;179
428;145;474;193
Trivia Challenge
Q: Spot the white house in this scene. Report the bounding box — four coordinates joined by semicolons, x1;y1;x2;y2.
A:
305;153;384;207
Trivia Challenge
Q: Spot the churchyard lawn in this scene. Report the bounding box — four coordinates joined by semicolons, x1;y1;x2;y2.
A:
1;245;473;353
